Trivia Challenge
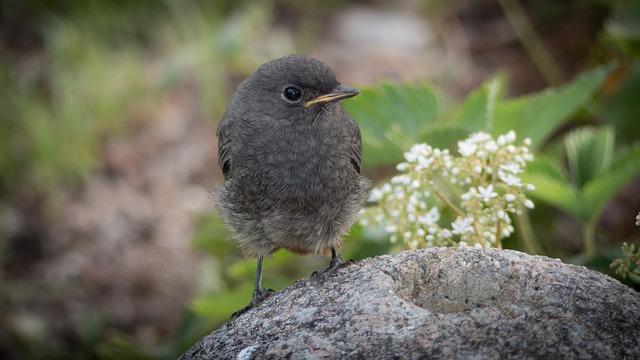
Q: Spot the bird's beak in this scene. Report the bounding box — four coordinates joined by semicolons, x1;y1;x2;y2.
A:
304;85;360;107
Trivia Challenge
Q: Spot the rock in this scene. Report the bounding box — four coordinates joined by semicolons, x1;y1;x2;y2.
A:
180;248;640;359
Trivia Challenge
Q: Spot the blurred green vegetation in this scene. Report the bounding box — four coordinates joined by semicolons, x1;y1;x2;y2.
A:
2;0;640;359
1;0;336;203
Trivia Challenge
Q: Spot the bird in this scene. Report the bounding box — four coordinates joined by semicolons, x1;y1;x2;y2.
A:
214;54;370;317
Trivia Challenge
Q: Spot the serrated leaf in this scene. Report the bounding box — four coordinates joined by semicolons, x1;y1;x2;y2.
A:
344;82;439;167
453;76;505;132
492;64;613;148
564;126;615;189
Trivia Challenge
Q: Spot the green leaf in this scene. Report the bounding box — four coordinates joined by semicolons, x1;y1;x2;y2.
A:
492;64;613;149
581;144;640;222
522;156;581;218
564;126;615;189
418;127;470;151
453;76;505;132
344;82;439;167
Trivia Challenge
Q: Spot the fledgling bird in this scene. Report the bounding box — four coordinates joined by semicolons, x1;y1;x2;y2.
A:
214;54;370;317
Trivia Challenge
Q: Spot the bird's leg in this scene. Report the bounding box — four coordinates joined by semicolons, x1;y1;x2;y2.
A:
312;246;355;277
329;246;344;268
231;256;274;319
328;246;355;269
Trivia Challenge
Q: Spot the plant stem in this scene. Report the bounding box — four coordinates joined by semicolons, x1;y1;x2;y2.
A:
432;183;466;218
497;0;566;86
584;220;597;261
516;211;543;255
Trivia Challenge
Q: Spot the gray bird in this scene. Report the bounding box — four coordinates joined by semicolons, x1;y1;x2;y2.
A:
214;54;370;317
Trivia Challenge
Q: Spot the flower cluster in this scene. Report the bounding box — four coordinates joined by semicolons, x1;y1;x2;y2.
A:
610;242;640;284
361;131;535;249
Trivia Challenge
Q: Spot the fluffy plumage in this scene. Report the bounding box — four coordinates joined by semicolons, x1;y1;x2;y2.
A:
214;54;370;259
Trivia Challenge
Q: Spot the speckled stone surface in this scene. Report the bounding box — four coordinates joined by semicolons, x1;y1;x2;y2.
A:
180;248;640;360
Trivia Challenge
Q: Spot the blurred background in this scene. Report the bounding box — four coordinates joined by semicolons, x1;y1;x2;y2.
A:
1;0;638;358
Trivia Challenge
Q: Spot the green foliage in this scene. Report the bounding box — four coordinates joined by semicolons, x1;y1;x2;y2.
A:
491;65;613;148
522;127;640;258
603;0;640;57
343;83;440;167
344;65;612;170
0;1;278;202
610;242;640;284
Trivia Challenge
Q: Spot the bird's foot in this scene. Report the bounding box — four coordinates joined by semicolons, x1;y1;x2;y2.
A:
311;254;355;278
231;287;275;319
329;253;355;270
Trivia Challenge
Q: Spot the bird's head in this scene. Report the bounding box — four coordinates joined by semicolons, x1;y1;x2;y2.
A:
233;54;359;121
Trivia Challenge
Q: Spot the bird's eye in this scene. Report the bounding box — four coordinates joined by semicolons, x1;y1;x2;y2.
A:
283;86;302;102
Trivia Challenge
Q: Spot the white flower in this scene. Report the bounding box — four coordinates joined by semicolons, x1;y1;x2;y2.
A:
418;207;440;226
636;212;640;226
526;184;535;191
468;132;492;143
405;144;431;162
499;163;522;174
439;229;452;239
368;188;384;202
484;140;498;153
477;185;497;202
416;155;435;171
458;141;478;157
505;193;516;202
452;216;474;235
499;172;522;187
405;151;418;163
396;163;409;171
524;199;535;209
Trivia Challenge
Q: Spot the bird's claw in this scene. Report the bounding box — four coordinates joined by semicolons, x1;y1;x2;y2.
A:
311;257;355;278
231;287;275;319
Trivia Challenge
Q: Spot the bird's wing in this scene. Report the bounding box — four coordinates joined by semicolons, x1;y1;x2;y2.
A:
347;114;363;175
217;113;233;180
